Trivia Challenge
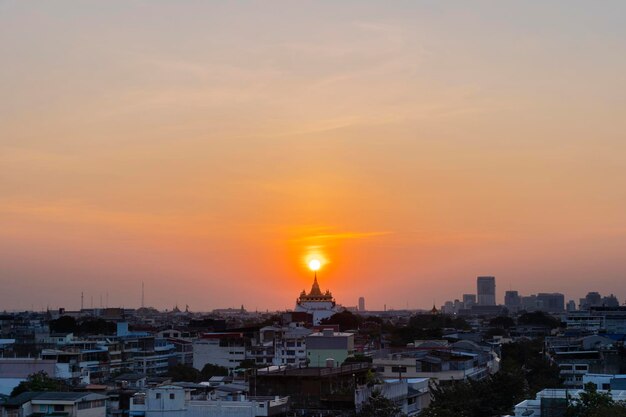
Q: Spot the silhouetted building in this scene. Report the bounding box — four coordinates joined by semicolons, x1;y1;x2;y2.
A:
462;294;476;308
536;293;565;313
504;291;521;313
251;363;371;412
580;292;602;310
477;276;496;306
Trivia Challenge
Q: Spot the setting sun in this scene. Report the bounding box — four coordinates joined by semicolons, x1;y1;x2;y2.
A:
308;259;321;271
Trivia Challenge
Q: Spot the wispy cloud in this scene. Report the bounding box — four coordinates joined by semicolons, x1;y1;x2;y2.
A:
289;227;391;245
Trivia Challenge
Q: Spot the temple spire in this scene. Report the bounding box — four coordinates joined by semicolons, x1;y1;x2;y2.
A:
309;272;323;296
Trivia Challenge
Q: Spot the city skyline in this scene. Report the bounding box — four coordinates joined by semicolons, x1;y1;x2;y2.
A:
2;1;626;311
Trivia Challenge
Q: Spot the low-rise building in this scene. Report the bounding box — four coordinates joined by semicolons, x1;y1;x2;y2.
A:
513;388;626;417
251;363;370;413
129;385;289;417
355;378;430;417
372;340;500;383
305;329;354;367
193;333;246;371
0;392;107;417
0;358;58;396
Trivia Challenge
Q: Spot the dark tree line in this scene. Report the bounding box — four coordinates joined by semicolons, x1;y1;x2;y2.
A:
166;363;229;383
419;340;563;417
49;316;116;335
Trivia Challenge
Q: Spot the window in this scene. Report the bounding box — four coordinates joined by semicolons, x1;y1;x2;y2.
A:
156;393;161;399
169;394;175;400
391;366;407;373
575;365;588;371
54;405;64;412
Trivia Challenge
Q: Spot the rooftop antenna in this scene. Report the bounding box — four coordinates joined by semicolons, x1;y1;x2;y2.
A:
81;292;84;311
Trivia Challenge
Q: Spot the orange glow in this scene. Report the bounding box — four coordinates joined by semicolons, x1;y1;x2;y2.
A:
308;259;321;271
2;2;626;312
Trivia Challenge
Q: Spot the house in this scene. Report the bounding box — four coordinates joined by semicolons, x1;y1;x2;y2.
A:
129;385;289;417
30;392;107;417
305;329;354;367
0;392;107;417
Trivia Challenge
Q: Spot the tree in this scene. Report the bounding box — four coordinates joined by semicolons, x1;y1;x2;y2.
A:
518;311;561;329
320;311;362;331
77;318;116;335
49;316;77;334
10;371;67;397
566;383;626;417
342;354;373;366
489;316;515;329
237;359;258;370
419;339;563;417
388;314;470;347
167;364;201;382
500;339;562;395
199;363;229;380
358;390;406;417
419;370;528;417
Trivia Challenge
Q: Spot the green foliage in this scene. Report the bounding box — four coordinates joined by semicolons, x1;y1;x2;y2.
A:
484;327;507;339
237;359;258;369
389;314;470;346
357;390;406;417
489;316;515;329
420;340;563;416
167;363;201;382
419;369;528;417
501;339;562;395
77;318;116;335
257;314;282;327
49;316;77;334
10;371;67;397
320;311;362;331
168;363;230;382
566;383;626;417
342;354;373;366
518;311;561;329
200;363;229;380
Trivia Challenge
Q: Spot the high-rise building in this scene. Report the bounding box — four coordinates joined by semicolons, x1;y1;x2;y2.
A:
536;293;565;313
567;300;577;312
504;290;521;313
522;295;538;311
358;297;365;312
463;294;477;308
580;292;603;310
477;276;496;306
602;294;620;307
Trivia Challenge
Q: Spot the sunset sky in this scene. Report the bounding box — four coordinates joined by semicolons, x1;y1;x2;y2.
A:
1;1;625;311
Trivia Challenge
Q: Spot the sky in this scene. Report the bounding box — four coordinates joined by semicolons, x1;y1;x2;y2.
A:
1;1;626;312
